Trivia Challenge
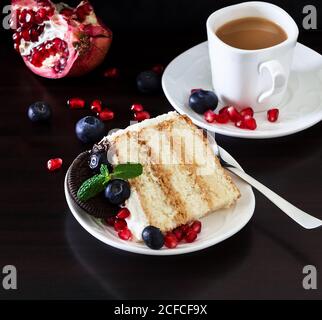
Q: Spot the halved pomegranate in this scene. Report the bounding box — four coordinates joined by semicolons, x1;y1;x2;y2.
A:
11;0;112;79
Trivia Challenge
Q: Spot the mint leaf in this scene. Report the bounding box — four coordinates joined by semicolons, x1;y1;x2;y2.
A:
100;164;109;176
77;174;110;202
111;163;143;180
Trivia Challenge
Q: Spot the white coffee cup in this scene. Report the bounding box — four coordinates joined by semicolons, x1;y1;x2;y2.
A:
206;2;299;112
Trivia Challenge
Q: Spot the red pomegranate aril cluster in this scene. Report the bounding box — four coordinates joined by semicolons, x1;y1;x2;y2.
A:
47;158;63;171
267;108;279;122
130;104;150;122
67;97;85;109
104;211;132;241
164;220;202;249
117;208;131;219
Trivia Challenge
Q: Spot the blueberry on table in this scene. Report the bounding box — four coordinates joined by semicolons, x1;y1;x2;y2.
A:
75;116;105;144
104;179;131;205
189;89;218;114
136;71;161;93
142;226;164;250
27;101;52;122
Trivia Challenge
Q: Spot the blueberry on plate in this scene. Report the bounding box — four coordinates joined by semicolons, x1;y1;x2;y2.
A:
89;150;109;173
136;71;161;94
142;226;164;250
189;89;218;114
27;101;52;122
75;116;105;144
104;179;131;205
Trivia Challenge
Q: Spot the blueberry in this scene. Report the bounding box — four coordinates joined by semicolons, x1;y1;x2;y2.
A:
136;71;161;94
104;179;131;205
89;150;109;172
189;89;218;114
75;116;105;144
27;101;52;122
142;226;164;250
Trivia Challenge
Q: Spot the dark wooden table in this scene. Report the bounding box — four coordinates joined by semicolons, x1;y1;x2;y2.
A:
0;29;321;300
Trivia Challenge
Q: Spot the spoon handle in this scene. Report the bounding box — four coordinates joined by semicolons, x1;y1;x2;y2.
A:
227;167;322;229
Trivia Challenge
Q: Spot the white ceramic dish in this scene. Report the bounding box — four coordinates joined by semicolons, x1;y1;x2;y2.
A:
65;145;255;256
162;42;322;139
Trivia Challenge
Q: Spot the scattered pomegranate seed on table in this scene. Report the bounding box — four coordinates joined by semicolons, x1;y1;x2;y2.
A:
99;108;114;121
67;97;85;109
103;67;120;78
267;108;279;122
151;64;164;75
179;224;190;235
47;158;63;172
117;208;131;219
235;120;247;129
90;99;102;113
118;227;132;240
204;110;216;123
134;111;150;122
131;103;144;113
227;106;242;122
164;233;178;248
216;112;230;124
114;218;127;232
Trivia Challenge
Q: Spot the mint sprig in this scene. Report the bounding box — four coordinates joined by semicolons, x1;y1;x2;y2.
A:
77;163;143;202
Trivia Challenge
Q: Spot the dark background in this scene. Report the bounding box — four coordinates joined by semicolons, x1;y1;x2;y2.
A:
0;0;321;300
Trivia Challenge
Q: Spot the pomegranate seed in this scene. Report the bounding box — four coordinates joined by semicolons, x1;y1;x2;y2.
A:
173;228;184;242
190;88;202;94
105;216;116;226
190;220;202;234
21;28;31;41
179;224;190;235
151;64;164;75
90;100;102;113
47;158;63;172
29;27;39;42
164;233;178;248
267;108;279;122
117;208;130;219
19;9;28;24
240;107;254;118
114;218;127;231
244;116;257;130
99;108;114;121
216;113;230;124
134;111;150;122
227;106;242;123
67;97;85;109
219;106;229;115
37;8;48;19
204;110;216;123
60;8;74;17
118;227;132;240
131;103;144;113
185;229;198;243
235;120;247;129
103;67;120;78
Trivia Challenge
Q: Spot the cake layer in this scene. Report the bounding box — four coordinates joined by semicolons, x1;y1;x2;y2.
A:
102;112;240;240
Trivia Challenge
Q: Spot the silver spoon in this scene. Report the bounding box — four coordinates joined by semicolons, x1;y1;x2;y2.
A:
210;139;322;229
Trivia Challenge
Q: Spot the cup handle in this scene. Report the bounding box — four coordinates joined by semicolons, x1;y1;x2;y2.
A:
257;60;286;104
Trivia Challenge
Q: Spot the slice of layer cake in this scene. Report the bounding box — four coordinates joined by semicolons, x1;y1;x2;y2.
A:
100;111;240;240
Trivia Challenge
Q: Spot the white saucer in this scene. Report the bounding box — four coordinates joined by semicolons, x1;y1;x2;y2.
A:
162;42;322;139
65;145;255;256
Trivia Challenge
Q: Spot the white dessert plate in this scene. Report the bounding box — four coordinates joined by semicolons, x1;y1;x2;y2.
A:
162;42;322;139
65;145;255;256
